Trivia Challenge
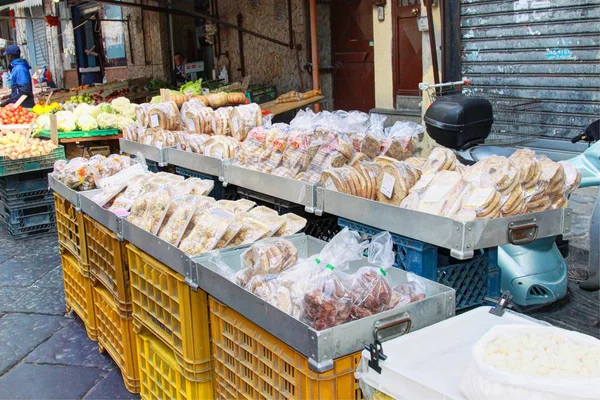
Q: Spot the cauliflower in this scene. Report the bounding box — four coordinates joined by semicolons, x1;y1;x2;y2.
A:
73;103;95;118
56;111;77;132
121;103;137;120
76;114;98;132
96;112;118;129
94;103;115;117
115;116;135;131
110;97;131;114
34;114;51;134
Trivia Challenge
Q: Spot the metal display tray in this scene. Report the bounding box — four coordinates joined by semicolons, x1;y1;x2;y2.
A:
194;234;456;373
223;164;318;212
166;148;224;179
78;190;122;235
47;175;81;208
315;187;572;260
119;139;170;166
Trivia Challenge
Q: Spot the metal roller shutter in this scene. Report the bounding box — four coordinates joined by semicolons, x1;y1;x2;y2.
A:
31;6;48;68
460;0;600;141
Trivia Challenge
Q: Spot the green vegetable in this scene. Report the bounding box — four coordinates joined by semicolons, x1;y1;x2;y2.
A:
180;79;203;95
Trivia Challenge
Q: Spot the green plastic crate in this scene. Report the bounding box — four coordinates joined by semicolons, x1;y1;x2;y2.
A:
0;147;65;176
38;129;119;139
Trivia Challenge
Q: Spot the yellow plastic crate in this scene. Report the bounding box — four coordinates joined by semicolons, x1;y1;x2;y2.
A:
209;297;363;400
126;244;213;378
92;285;140;393
55;193;88;265
136;327;214;400
60;249;96;341
84;215;132;317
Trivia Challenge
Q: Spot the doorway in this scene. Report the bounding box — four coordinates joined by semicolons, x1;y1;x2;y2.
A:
330;0;375;112
73;5;104;85
393;0;422;100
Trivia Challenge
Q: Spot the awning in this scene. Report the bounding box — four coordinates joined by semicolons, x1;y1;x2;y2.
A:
0;0;43;11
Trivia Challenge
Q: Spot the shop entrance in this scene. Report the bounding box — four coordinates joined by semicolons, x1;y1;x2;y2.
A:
330;0;375;112
393;0;422;99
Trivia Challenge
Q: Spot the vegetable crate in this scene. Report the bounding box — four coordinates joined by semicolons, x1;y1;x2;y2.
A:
0;169;53;207
246;85;278;104
136;326;213;400
60;249;97;341
0;146;65;176
126;244;213;379
92;285;140;393
174;166;229;200
54;193;88;265
209;297;362;400
338;218;501;310
84;215;132;317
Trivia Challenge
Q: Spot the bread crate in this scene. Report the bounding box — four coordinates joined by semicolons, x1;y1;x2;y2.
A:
136;327;213;400
209;297;362;400
126;244;213;378
92;285;140;393
55;193;88;265
60;249;96;341
84;215;131;316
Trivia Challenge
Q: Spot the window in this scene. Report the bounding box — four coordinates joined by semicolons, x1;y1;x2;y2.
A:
58;2;76;69
101;5;126;67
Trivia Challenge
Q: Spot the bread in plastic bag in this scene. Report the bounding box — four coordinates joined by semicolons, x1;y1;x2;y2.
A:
215;199;256;214
184;105;215;134
230;103;262;141
212;106;233;136
147;101;180;130
381;121;423;161
52;159;68;181
459;324;600;400
135;104;152;128
423;147;457;173
240;238;299;275
139;187;172;234
321;166;369;198
178;207;234;255
157;195;200;245
236;126;271;167
272;130;320;178
509;148;542;187
300;133;354;184
376;160;422;206
224;213;271;247
63;162;100;191
274;213;307;237
353;161;380;200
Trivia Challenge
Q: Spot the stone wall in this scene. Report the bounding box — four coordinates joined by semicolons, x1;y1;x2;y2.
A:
218;0;310;95
317;2;332;110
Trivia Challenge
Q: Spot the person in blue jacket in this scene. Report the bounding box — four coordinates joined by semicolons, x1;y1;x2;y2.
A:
1;45;34;108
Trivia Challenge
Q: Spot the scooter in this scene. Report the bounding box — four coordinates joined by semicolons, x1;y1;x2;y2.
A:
421;81;600;305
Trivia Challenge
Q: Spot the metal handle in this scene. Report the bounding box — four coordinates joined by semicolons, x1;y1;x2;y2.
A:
508;219;539;245
373;313;412;341
411;7;419;15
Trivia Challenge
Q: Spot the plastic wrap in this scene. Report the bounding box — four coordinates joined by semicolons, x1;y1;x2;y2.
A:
348;232;395;320
558;160;581;197
96;155;133;181
230;103;262;141
63;162;100;191
235;126;271;166
135;104;152;128
256;128;290;173
224;213;271;247
320;166;369;198
353;162;380;200
241;238;299;275
272;130;320;178
123;124;143;142
376;161;422;206
203;135;234;159
127;189;155;226
300;133;354;184
389;274;427;309
179;177;214;196
147;101;181;130
186;134;211;154
524;156;566;213
353;114;386;159
423;147;457;173
139;187;172;234
215;199;256;214
157;195;200;246
381;121;423;161
179;208;235;255
180;100;206;132
212;106;233;136
184;105;215;135
273;213;307;237
52;159;68;181
148;128;177;148
509;148;542;187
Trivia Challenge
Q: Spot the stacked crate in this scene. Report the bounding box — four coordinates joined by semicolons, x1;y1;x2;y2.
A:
54;193;97;341
0;169;56;239
126;244;214;400
84;215;140;393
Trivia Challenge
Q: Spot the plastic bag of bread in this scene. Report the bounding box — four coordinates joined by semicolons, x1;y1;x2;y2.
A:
147;101;180;130
301;133;354;184
558;160;581;198
376;161;422;205
221;212;271;248
240;238;299;275
179;207;235;255
139;187;172;233
98;154;132;179
348;232;395;320
157;195;200;245
460;186;503;220
407;171;469;217
352;117;385;159
524;156;566;213
52;159;68;182
272;130;320;178
179;177;214;196
235;126;272;167
321;166;369;198
123;124;143;142
109;175;154;213
177;196;218;242
381;121;423;161
215;199;256;214
256;128;290;173
423;147;457;173
63;162;100;191
203;136;230;159
352;161;380;201
135;103;152;128
230;103;262;141
212;106;233;136
180;100;206;132
95;163;146;190
509;148;542;188
185;106;215;135
274;213;307;237
127;188;157;226
465;155;520;196
174;131;192;151
185;134;210;153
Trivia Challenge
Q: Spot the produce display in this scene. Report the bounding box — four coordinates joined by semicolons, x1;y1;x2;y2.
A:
32;102;62;115
52;154;134;191
0;131;57;159
0;105;37;125
63;93;95;107
215;229;426;330
180;78;203;95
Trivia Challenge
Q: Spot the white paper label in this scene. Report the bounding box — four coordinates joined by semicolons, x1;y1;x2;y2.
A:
155;140;163;149
465;187;494;208
187;119;195;131
325;178;337;192
214;148;223;159
232;116;239;132
423;184;452;203
144;136;153;145
150;114;159;128
380;173;395;199
212;119;218;134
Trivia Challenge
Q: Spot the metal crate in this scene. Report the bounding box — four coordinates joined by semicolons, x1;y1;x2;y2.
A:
338;218;501;310
0;146;65;176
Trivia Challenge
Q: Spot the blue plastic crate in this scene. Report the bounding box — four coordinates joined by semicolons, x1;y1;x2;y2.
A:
338;218;501;310
0;169;51;194
1;188;53;208
146;160;159;173
174;166;229;200
2;201;55;227
3;221;56;240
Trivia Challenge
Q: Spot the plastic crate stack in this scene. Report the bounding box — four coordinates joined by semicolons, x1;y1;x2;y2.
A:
338;218;501;310
83;215;140;393
54;193;97;341
0;169;56;239
126;244;214;400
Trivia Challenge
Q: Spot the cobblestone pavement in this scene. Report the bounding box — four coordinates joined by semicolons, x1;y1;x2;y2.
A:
0;230;138;400
0;186;597;398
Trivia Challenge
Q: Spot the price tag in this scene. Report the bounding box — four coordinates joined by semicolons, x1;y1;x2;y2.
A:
214;148;223;159
231;116;239;132
144;136;153;145
150;114;159;128
380;173;395;199
212;119;218;134
325;178;337;192
155;140;163;149
187;119;195;132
